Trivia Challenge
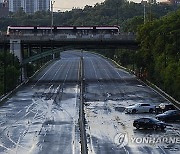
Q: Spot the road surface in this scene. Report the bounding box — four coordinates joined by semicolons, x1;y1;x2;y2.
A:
0;50;179;154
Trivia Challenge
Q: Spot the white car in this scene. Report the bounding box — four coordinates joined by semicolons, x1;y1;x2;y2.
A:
125;103;155;114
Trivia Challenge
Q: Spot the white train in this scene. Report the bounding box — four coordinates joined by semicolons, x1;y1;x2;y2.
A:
7;26;120;37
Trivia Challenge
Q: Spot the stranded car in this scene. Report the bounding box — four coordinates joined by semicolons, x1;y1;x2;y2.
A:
155;103;176;114
125;103;155;113
133;117;166;130
156;110;180;122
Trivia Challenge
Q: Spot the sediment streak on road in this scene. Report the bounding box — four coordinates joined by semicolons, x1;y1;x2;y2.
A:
79;56;88;154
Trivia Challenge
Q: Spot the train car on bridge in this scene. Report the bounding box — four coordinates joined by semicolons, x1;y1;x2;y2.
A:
7;26;120;37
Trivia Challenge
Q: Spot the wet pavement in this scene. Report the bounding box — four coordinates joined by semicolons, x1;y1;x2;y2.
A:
83;52;180;154
0;51;81;154
0;50;179;154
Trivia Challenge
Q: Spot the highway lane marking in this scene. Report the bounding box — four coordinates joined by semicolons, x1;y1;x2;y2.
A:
7;132;29;152
158;146;168;154
32;60;59;88
97;57;112;80
90;58;98;80
89;58;105;94
101;57;129;82
0;143;14;152
0;123;30;152
48;59;67;82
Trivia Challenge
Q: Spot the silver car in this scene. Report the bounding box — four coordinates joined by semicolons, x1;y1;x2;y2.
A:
125;103;156;114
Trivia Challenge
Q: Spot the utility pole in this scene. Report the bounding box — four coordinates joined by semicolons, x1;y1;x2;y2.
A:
117;1;119;26
3;43;7;94
51;1;55;36
143;4;146;24
141;1;147;24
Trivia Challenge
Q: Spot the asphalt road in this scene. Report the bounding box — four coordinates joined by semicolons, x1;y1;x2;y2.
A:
0;51;81;154
0;50;179;154
82;52;180;154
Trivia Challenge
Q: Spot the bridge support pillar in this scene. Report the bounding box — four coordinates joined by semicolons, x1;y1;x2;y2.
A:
10;39;22;63
51;40;55;59
10;39;27;81
21;43;27;81
3;43;7;94
28;44;32;57
40;45;43;66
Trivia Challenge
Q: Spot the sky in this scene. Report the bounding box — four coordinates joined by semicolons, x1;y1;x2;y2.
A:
53;0;139;11
53;0;166;11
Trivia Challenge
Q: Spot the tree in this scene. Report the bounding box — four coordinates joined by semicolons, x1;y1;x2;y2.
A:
137;9;180;101
0;51;20;95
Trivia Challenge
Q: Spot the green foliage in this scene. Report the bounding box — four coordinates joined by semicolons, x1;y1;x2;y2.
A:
122;16;144;32
26;63;36;77
0;51;20;95
0;1;178;32
114;49;134;66
137;9;180;101
0;0;179;100
6;65;20;91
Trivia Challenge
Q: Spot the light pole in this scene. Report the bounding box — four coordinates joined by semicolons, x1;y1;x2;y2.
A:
117;1;119;26
51;0;55;36
143;4;146;24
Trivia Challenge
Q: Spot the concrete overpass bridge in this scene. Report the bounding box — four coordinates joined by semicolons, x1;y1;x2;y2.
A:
0;34;139;79
0;34;138;60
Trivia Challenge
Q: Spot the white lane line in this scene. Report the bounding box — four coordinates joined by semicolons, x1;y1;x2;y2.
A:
102;58;124;79
50;60;66;81
25;100;37;113
7;134;29;151
158;146;167;154
90;58;98;80
0;143;14;152
32;60;59;88
90;58;104;92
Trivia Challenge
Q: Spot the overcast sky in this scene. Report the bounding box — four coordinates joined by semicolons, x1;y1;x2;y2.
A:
54;0;142;11
54;0;166;11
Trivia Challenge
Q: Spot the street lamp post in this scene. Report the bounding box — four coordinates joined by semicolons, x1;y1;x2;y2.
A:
143;4;146;24
117;1;119;26
3;43;7;94
51;0;55;36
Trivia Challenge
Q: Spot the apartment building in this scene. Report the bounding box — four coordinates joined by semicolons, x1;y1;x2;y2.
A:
8;0;50;13
0;0;8;17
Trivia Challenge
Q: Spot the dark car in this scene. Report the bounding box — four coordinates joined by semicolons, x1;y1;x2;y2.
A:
156;110;180;122
155;103;176;114
133;117;166;130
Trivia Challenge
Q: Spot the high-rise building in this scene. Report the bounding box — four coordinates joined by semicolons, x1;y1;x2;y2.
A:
169;0;180;5
8;0;50;13
0;0;9;17
24;0;35;14
38;0;50;11
148;0;156;4
9;0;23;12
